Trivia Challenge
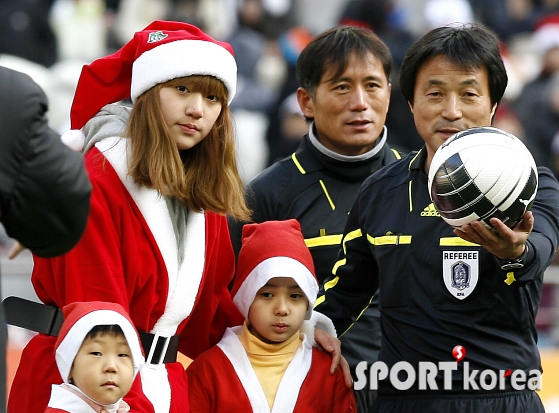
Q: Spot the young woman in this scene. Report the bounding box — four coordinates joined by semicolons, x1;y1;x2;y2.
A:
9;20;251;413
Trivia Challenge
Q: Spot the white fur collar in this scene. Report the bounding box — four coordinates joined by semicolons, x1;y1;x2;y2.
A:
96;136;206;413
217;326;312;413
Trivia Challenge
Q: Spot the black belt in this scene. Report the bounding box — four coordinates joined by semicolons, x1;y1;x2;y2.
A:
139;331;180;365
2;296;179;365
2;296;64;335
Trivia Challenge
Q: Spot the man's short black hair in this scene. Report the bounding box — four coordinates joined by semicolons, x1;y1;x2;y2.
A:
399;23;508;106
296;25;393;98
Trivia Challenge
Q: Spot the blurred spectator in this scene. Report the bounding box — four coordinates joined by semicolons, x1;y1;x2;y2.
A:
113;0;167;46
229;0;297;40
470;0;537;41
227;9;277;113
471;0;559;42
293;0;348;37
340;0;412;64
546;72;559;176
50;0;107;62
265;91;307;165
166;0;202;26
422;0;475;31
530;13;559;79
225;0;292;182
492;103;526;140
514;14;559;169
265;25;313;165
0;0;58;67
277;93;307;148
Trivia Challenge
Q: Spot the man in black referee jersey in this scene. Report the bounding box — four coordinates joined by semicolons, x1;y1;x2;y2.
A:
314;23;559;412
229;26;401;412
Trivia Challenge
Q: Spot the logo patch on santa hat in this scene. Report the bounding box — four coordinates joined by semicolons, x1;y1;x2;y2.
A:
148;31;168;43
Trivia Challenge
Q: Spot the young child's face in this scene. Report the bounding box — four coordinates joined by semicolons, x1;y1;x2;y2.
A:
248;277;309;344
69;332;135;404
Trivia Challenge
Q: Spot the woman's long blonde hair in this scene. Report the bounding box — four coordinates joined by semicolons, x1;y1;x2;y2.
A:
126;75;251;221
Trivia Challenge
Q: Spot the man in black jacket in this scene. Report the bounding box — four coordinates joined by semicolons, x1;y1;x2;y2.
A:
229;26;400;412
315;24;559;413
0;67;91;412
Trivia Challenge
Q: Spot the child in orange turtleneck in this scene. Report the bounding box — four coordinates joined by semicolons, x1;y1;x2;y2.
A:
186;219;356;413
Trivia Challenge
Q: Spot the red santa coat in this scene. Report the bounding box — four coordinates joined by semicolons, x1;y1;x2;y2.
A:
187;327;356;413
9;136;244;413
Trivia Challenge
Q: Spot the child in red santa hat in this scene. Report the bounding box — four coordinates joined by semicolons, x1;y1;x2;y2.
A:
187;219;356;413
45;301;144;413
9;20;343;413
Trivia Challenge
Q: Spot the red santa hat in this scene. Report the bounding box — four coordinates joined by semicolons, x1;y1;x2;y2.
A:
61;20;237;151
54;301;145;384
231;219;318;320
532;13;559;54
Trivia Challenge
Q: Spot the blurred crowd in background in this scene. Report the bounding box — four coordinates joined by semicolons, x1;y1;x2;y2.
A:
2;0;559;180
1;0;559;345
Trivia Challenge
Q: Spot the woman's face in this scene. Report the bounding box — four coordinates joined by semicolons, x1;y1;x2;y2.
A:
159;80;223;151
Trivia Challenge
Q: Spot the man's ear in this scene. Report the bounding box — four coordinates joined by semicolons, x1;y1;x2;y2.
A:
407;100;414;114
386;83;392;114
490;103;498;121
296;87;314;119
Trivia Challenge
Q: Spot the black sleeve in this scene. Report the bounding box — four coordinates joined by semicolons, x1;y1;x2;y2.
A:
0;67;91;257
511;167;559;283
314;188;379;334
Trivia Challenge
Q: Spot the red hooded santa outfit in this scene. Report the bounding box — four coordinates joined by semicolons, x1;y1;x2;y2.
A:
9;20;244;413
45;301;145;413
186;219;356;413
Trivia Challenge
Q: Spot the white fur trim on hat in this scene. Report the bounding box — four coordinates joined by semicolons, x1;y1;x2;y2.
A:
131;40;237;103
532;24;559;54
233;256;319;321
61;129;86;152
56;310;145;383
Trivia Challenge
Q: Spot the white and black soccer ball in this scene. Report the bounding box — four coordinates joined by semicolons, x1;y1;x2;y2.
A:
428;126;538;229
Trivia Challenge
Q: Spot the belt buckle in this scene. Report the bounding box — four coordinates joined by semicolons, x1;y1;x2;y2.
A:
145;332;172;368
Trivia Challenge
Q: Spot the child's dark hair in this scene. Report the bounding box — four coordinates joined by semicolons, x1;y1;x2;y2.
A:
85;324;125;339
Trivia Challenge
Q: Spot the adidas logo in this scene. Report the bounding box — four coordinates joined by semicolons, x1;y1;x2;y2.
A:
421;203;441;217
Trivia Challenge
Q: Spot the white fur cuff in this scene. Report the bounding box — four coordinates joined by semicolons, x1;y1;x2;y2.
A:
300;311;337;347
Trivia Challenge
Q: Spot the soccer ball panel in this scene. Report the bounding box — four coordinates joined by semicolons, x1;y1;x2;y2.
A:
428;127;538;229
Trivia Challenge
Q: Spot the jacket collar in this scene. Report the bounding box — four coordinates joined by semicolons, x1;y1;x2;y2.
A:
295;122;393;181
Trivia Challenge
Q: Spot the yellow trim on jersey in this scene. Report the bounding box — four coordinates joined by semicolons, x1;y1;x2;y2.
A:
314;295;325;307
332;259;346;275
368;234;412;245
291;153;306;174
391;148;402;159
305;234;343;248
504;273;516;285
319;180;336;210
408;181;413;212
339;295;375;337
324;276;339;291
439;237;479;247
314;275;339;307
330;229;362;276
408;151;422;169
342;229;362;253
